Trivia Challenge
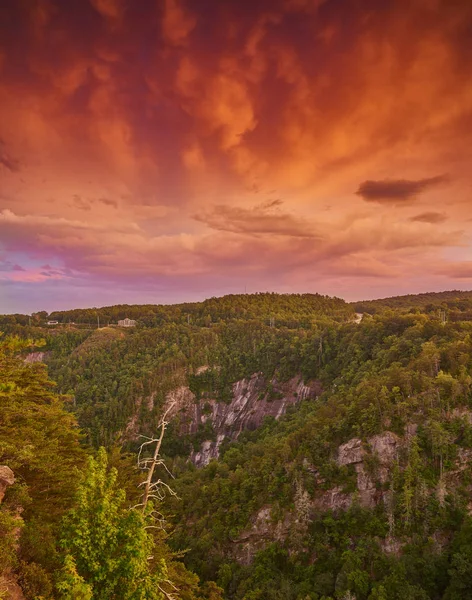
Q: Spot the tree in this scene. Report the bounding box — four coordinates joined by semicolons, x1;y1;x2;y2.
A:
60;448;167;600
443;517;472;600
56;555;93;600
0;335;86;593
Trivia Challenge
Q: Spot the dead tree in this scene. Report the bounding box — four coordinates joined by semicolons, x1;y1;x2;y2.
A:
136;403;180;599
137;403;177;516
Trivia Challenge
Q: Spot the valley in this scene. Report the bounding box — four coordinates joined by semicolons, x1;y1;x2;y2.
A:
3;291;472;599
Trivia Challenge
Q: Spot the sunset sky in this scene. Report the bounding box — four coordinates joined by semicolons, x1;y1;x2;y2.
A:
1;0;472;313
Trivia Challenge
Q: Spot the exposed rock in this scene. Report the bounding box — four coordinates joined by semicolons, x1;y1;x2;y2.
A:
380;536;403;556
451;407;472;424
0;466;15;503
147;391;157;412
190;436;225;466
166;385;196;418
355;464;377;508
334;432;401;509
369;431;400;464
405;423;418;441
455;447;472;472
24;351;49;364
314;486;352;512
0;576;26;600
167;373;321;467
338;438;364;466
123;397;143;440
231;505;292;565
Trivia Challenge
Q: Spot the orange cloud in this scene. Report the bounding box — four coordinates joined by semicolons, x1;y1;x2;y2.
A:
162;0;196;46
194;202;320;238
1;0;472;310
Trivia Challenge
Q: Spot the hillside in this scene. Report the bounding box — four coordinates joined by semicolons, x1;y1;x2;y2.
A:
352;289;472;316
3;292;472;598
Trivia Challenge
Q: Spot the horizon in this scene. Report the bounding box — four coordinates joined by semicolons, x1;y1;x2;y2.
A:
2;287;472;316
1;1;472;313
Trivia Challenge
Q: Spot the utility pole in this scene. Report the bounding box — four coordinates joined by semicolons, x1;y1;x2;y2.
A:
97;313;100;329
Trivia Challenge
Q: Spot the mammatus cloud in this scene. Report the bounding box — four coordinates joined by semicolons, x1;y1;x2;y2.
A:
1;0;472;310
409;212;448;224
356;175;450;204
89;0;123;21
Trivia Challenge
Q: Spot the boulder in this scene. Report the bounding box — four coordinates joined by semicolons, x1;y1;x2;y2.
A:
0;466;15;503
338;438;364;465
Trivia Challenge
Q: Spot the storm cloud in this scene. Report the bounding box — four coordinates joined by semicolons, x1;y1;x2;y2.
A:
356;176;450;204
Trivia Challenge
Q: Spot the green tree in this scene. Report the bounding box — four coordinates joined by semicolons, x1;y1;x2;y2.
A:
56;555;93;600
60;448;165;599
443;517;472;600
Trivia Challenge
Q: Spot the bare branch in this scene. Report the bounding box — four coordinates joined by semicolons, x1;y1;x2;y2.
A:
138;403;176;513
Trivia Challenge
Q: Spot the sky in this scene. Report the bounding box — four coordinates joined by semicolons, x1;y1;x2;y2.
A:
1;0;472;313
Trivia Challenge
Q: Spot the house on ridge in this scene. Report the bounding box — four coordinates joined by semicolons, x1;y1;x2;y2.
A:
118;317;136;327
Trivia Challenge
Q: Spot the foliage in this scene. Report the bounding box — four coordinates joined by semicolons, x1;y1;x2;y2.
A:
5;292;472;598
60;448;165;600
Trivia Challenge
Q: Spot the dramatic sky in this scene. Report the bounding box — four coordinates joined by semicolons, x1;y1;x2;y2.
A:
1;0;472;312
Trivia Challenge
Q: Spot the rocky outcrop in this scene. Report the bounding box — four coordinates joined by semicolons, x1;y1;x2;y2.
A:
314;486;353;512
0;466;15;503
231;506;292;565
24;351;49;364
338;438;364;466
166;373;322;466
0;578;26;600
322;431;402;510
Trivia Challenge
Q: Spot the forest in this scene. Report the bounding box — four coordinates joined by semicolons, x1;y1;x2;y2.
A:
3;291;472;599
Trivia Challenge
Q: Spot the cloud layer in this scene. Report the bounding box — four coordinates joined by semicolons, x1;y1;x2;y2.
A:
0;0;472;311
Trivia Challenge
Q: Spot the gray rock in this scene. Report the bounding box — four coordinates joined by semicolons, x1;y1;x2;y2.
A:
167;373;321;467
369;431;400;464
338;438;364;465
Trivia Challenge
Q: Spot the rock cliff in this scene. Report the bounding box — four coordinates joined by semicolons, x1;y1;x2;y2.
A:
231;431;403;562
166;373;322;466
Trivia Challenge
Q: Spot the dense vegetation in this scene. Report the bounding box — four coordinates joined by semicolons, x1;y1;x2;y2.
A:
4;291;472;598
0;335;222;599
353;289;472;317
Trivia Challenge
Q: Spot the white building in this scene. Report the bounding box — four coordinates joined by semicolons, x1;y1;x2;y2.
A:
118;318;136;327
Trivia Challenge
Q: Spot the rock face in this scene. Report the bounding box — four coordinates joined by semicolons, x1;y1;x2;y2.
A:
232;432;402;561
231;505;294;565
330;432;401;510
370;431;400;464
0;466;15;503
24;351;49;364
338;438;364;466
166;373;322;467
